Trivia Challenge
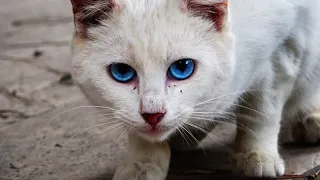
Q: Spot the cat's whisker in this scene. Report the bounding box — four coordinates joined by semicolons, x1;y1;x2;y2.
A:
183;123;208;151
166;110;193;127
192;110;233;118
216;101;269;118
111;109;141;127
191;88;273;109
116;126;131;145
189;116;260;141
82;126;125;156
192;90;250;108
193;103;216;112
180;125;207;154
193;100;269;118
72;109;111;123
192;110;223;115
178;126;193;148
190;116;233;125
44;105;119;129
192;110;269;126
86;123;123;144
185;122;234;154
64;119;121;145
86;123;124;150
176;128;192;149
115;114;139;127
115;127;132;157
73;113;117;130
81;111;116;122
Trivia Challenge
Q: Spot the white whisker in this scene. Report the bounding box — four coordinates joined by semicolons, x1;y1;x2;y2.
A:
65;120;121;145
189;116;259;140
178;127;192;148
185;122;234;154
86;123;123;144
86;124;124;151
44;105;118;129
181;124;207;153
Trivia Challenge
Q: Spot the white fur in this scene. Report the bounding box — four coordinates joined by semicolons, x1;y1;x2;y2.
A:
71;0;320;179
229;0;320;177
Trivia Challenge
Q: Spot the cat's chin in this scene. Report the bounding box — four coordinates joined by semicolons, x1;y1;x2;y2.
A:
136;128;175;143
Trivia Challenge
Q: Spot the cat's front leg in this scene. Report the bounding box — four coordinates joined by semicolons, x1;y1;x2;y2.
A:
113;135;170;180
232;93;285;178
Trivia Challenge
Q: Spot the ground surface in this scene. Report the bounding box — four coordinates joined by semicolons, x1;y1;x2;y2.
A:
0;0;320;180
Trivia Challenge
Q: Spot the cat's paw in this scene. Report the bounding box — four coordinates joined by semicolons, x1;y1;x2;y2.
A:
112;162;166;180
293;112;320;145
232;150;285;178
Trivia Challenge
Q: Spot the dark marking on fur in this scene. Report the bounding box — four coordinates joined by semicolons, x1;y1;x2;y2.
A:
283;37;302;65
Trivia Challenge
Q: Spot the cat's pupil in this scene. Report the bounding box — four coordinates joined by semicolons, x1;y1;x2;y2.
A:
176;60;188;72
118;64;130;74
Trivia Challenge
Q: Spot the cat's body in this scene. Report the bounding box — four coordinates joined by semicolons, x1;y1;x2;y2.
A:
228;0;320;176
70;0;320;179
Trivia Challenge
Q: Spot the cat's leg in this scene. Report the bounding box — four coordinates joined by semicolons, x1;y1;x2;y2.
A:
290;90;320;145
113;135;170;180
230;28;305;176
278;83;320;145
292;110;320;144
232;91;287;177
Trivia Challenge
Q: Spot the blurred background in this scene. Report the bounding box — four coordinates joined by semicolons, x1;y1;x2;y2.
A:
0;0;319;180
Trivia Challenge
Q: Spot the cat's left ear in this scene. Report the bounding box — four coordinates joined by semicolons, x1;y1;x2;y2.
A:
183;0;228;32
70;0;119;38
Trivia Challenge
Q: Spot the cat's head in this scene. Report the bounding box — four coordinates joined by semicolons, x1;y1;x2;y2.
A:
70;0;233;142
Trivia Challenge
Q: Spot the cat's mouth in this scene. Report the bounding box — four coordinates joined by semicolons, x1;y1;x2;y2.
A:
136;125;174;140
144;127;166;135
141;126;169;135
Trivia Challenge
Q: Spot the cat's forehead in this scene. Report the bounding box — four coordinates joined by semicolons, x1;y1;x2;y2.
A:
118;0;190;38
86;0;222;70
117;1;214;58
120;0;182;15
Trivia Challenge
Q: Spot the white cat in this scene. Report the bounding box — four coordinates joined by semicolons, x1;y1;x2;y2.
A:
70;0;320;179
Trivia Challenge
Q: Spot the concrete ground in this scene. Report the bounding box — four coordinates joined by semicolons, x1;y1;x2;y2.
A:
0;0;319;179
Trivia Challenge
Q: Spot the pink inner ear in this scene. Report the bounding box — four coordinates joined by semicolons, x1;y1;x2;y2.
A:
186;1;227;32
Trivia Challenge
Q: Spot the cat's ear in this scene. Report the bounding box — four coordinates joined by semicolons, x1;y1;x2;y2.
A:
70;0;118;38
183;0;228;32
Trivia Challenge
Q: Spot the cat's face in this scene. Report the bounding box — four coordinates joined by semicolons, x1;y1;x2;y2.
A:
71;0;233;142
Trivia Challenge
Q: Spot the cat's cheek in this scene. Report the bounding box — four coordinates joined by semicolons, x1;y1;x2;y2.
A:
165;82;186;97
165;71;198;90
111;79;139;91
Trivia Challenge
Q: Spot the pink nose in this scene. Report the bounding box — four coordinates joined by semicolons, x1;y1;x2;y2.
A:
141;113;165;127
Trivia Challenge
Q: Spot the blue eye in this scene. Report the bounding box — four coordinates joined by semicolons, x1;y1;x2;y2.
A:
109;63;136;83
168;59;195;80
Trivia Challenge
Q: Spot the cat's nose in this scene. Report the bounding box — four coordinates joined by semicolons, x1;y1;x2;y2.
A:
141;113;165;127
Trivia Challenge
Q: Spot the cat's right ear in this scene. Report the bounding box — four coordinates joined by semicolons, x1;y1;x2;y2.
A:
70;0;118;38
